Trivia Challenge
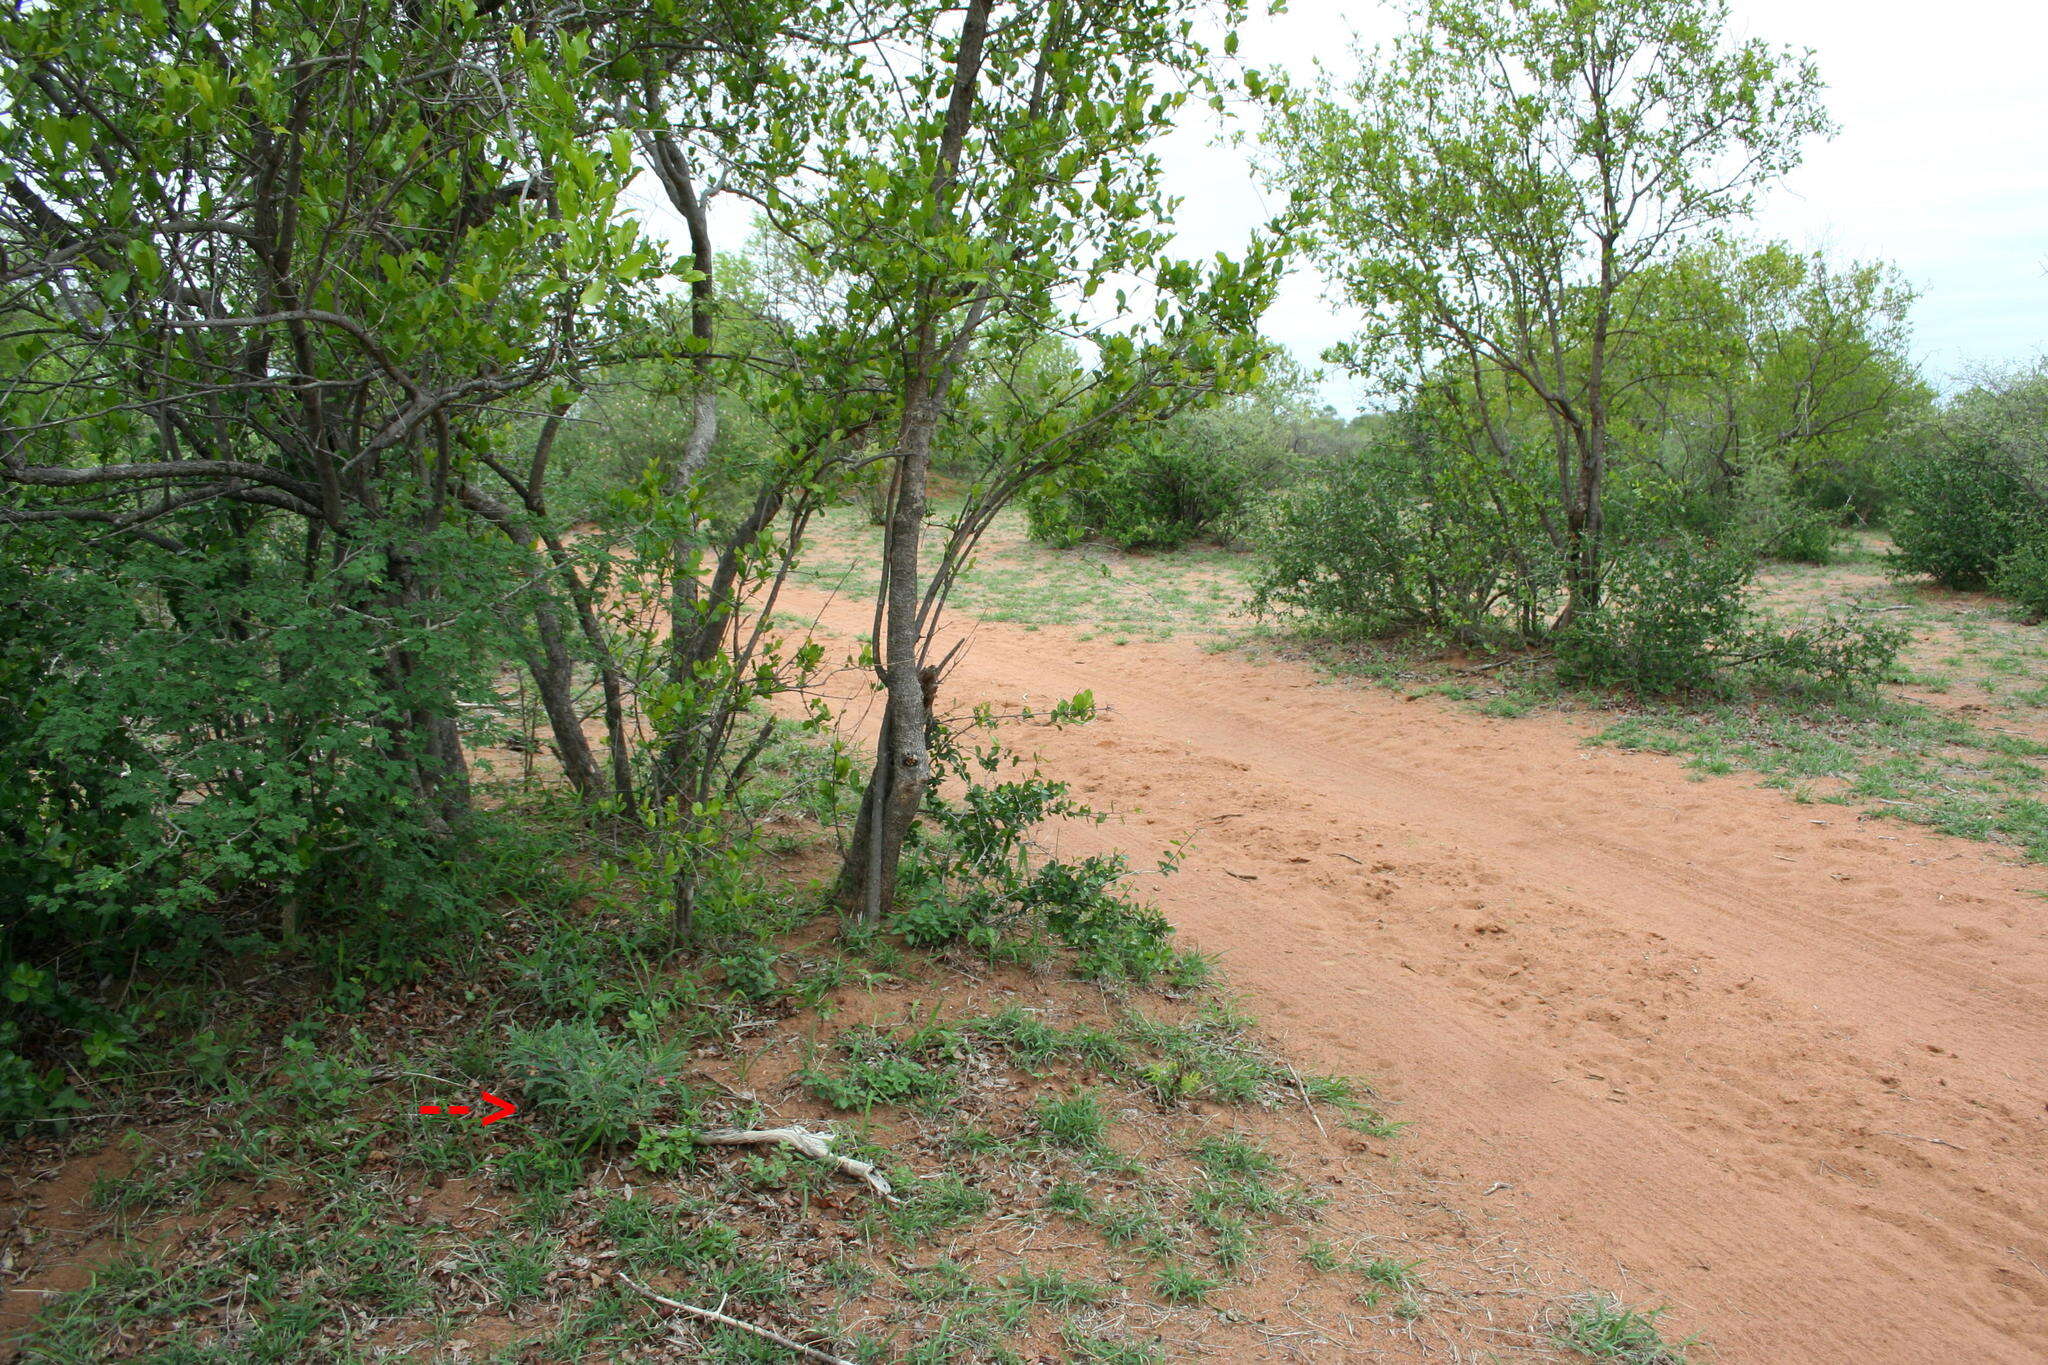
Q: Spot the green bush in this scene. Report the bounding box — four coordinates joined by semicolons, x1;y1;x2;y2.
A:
1555;540;1755;694
498;1021;693;1152
1885;443;2039;589
1557;538;1903;696
0;521;545;1127
1885;364;2048;590
1251;431;1558;642
892;705;1179;981
1993;532;2048;617
1729;462;1850;565
1026;404;1294;551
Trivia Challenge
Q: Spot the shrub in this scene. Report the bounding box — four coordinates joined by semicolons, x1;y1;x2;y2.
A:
893;704;1180;981
1251;427;1559;643
1885;443;2039;589
1729;461;1850;565
1557;537;1903;696
1885;363;2048;590
1026;404;1295;551
1993;532;2048;618
1555;540;1754;694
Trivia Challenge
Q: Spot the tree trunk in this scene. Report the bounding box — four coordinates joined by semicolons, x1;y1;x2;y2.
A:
832;0;993;921
523;595;607;799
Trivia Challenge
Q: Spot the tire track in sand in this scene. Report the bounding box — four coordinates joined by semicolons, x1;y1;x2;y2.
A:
785;581;2048;1364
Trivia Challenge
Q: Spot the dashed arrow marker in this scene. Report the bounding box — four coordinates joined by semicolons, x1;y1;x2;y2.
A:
417;1091;518;1125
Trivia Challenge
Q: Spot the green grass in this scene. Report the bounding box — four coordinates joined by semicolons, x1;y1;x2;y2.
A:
1153;1265;1221;1304
1589;689;2048;859
1035;1087;1111;1150
1553;1294;1700;1363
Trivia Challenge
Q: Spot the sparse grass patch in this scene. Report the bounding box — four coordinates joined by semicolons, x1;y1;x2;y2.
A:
1552;1293;1700;1363
1153;1264;1221;1304
1035;1087;1111;1150
802;1022;963;1114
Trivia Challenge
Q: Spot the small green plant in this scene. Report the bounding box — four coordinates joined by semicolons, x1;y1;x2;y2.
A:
632;1126;702;1176
1360;1255;1421;1290
1035;1088;1109;1150
1553;1294;1699;1363
888;1175;991;1243
802;1023;961;1113
498;1020;691;1152
1152;1265;1220;1304
1190;1136;1275;1177
1002;1268;1108;1309
1061;1329;1165;1365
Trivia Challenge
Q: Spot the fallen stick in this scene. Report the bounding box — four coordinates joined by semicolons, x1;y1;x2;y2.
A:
1454;652;1552;674
697;1125;895;1197
1878;1129;1968;1152
618;1274;855;1365
1283;1061;1328;1142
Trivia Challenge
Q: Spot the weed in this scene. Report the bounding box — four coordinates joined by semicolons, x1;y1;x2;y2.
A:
802;1023;961;1114
1553;1294;1699;1363
499;1020;692;1152
1190;1135;1276;1177
1003;1268;1109;1309
1361;1255;1422;1289
1153;1265;1221;1304
1062;1328;1165;1364
887;1174;991;1242
1035;1087;1110;1149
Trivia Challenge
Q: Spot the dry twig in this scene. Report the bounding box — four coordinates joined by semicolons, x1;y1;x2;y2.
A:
698;1124;896;1197
618;1274;855;1365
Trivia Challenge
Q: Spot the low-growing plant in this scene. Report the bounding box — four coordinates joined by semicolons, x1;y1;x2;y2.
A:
1552;1293;1700;1363
892;711;1182;982
498;1020;692;1152
1035;1088;1110;1150
1153;1265;1220;1304
802;1022;962;1113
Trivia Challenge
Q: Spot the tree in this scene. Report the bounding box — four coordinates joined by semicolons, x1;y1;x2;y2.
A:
753;0;1280;918
0;0;695;1109
1269;0;1830;624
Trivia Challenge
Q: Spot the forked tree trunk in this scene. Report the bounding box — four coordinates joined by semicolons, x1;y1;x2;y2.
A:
523;595;607;799
832;0;993;921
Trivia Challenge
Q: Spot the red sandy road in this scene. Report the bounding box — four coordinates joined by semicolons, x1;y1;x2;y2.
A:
788;580;2048;1364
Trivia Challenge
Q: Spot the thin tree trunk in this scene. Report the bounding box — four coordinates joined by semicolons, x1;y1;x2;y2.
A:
524;595;607;799
834;0;994;920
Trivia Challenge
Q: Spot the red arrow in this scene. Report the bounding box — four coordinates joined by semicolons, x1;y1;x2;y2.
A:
478;1090;518;1126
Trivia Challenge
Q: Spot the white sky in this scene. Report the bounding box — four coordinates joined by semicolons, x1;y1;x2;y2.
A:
1163;0;2048;411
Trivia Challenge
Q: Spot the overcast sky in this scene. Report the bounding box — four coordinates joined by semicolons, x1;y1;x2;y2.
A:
629;1;2047;414
1162;0;2048;411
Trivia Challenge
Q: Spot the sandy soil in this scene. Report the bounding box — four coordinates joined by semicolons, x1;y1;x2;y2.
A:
786;578;2048;1365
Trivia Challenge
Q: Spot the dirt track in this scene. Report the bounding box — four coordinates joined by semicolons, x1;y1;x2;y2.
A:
789;580;2048;1363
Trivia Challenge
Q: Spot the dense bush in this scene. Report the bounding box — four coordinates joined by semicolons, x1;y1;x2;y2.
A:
1554;540;1755;693
1251;418;1901;696
1556;538;1905;696
1992;534;2048;617
1026;404;1297;551
0;518;538;1128
1250;426;1559;643
1728;462;1853;565
1885;446;2039;589
1885;363;2048;592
